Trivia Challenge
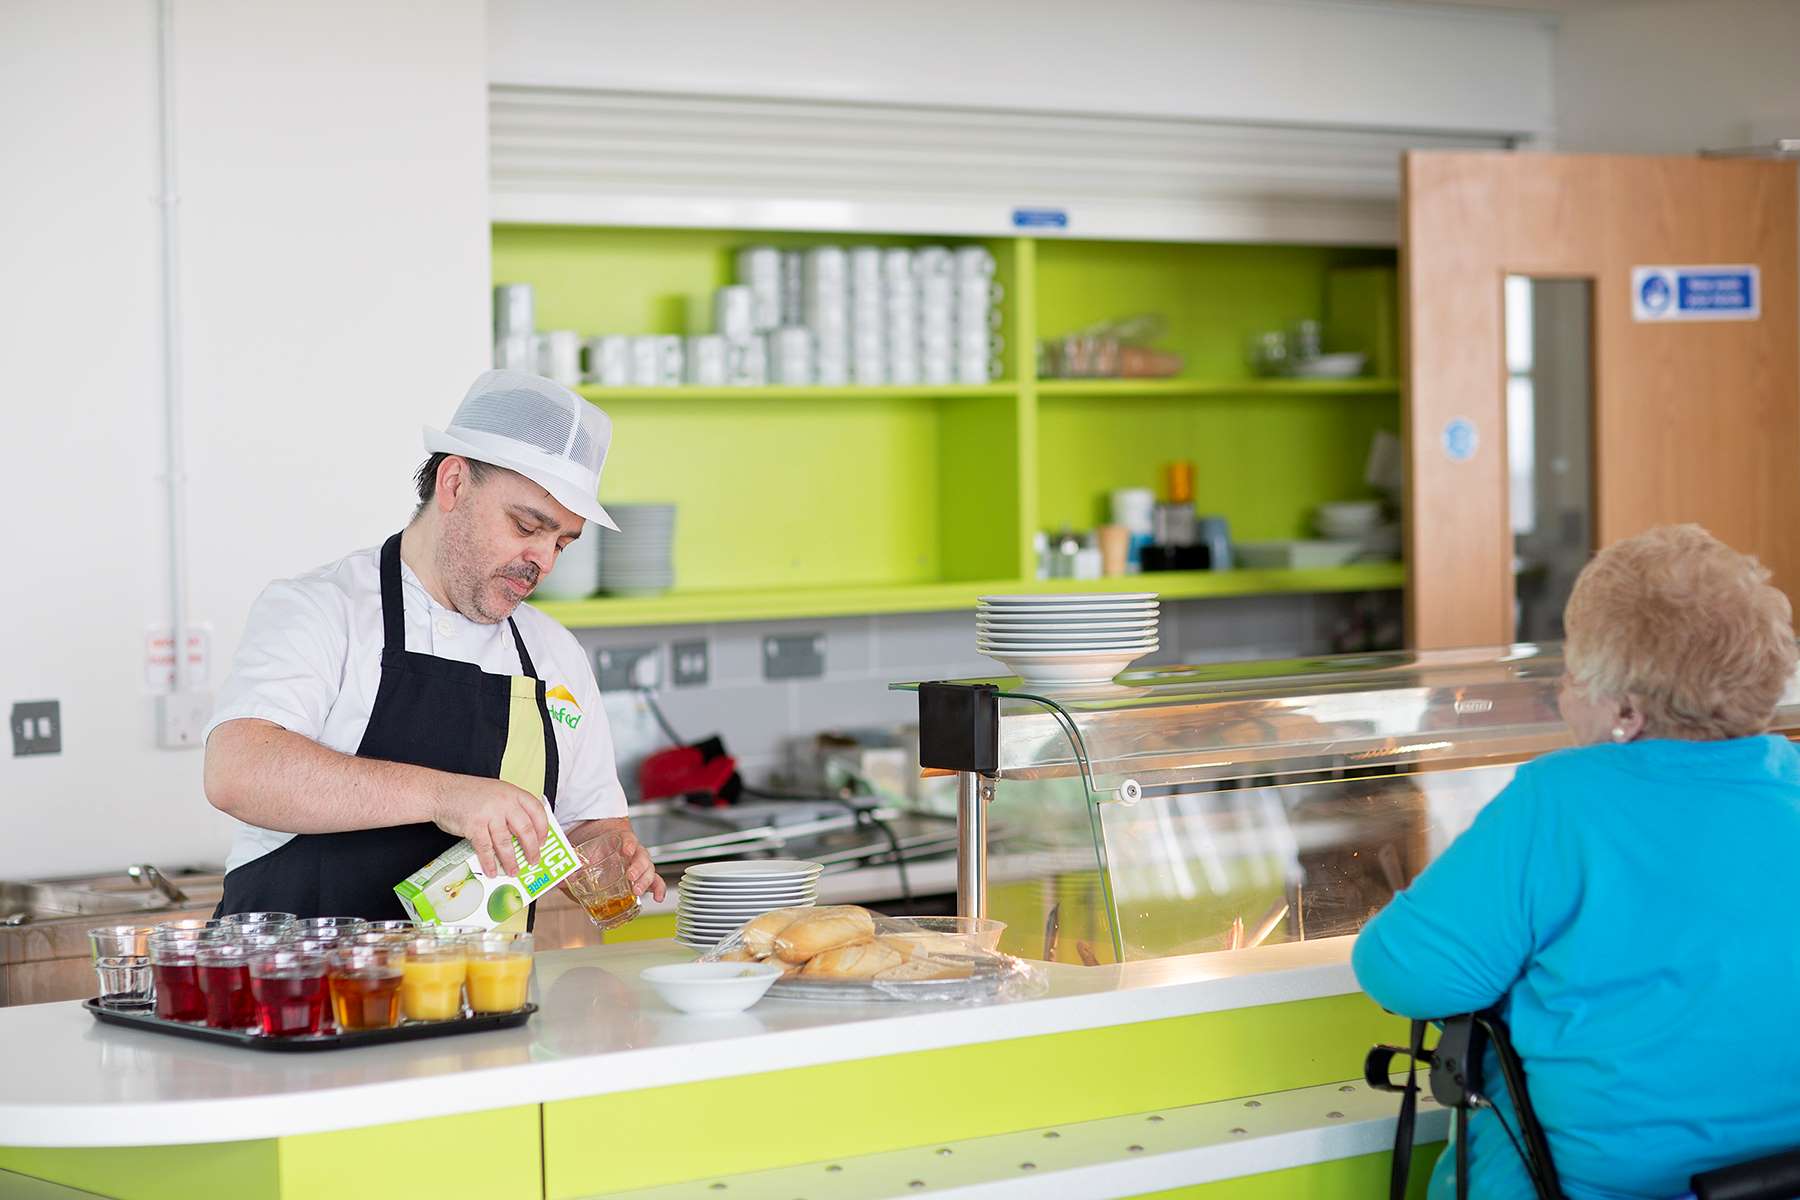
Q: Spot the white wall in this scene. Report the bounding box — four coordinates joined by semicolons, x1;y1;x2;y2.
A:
0;0;490;878
1552;0;1800;153
488;0;1556;140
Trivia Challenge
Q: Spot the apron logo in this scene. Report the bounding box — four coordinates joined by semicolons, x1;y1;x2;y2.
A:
545;684;582;731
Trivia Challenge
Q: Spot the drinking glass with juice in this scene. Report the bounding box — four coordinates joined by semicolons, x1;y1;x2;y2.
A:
465;933;533;1013
567;832;640;931
194;942;256;1030
400;938;467;1021
148;933;205;1022
247;949;327;1037
327;945;404;1031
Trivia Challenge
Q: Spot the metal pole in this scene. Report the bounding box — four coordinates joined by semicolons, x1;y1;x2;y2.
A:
956;771;993;919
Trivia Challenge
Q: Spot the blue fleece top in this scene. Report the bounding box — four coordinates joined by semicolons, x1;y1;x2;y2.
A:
1353;735;1800;1200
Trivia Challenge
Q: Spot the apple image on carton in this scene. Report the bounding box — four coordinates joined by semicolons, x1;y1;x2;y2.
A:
487;884;525;924
422;861;483;924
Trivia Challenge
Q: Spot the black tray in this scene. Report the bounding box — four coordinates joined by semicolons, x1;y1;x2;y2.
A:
83;999;535;1052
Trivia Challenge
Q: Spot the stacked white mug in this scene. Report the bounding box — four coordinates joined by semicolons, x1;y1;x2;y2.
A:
884;248;918;384
535;329;582;387
955;247;1001;383
769;326;814;385
735;246;782;334
583;335;630;386
804;246;850;386
493;283;536;372
915;245;954;385
848;246;885;386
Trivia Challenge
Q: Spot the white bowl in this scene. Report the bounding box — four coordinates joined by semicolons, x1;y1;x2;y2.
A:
641;961;784;1014
1288;352;1366;379
983;646;1155;685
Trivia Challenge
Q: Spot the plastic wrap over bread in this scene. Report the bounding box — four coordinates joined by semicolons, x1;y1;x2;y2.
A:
700;906;1045;1003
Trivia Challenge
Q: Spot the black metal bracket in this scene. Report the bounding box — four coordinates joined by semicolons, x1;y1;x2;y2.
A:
917;682;999;774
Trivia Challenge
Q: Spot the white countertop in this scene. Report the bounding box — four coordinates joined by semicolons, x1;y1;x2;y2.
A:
0;936;1359;1148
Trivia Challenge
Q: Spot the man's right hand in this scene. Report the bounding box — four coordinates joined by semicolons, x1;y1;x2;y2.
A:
429;776;548;877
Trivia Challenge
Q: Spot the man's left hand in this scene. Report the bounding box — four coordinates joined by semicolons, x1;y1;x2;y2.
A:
569;817;666;903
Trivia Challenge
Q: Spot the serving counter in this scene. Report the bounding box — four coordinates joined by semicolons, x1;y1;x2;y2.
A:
0;938;1440;1199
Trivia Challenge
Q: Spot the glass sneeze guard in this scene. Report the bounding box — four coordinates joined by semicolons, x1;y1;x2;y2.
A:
897;645;1800;965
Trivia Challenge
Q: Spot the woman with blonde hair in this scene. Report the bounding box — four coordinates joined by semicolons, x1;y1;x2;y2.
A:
1355;525;1800;1199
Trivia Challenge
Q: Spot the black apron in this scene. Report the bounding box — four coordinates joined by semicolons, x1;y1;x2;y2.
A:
217;533;560;921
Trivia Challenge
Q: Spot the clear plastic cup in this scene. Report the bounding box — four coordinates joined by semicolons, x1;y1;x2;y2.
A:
291;917;366;936
567;832;640;931
247;949;327;1037
147;932;205;1022
326;945;404;1030
194;942;257;1030
465;933;534;1014
94;955;154;1010
220;912;296;931
400;938;468;1022
364;920;419;935
155;917;223;937
89;927;156;1010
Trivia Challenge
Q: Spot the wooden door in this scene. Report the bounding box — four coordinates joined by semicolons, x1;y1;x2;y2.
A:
1403;152;1799;648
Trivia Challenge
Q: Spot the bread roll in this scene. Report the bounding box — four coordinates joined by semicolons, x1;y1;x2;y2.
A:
881;931;968;960
717;946;762;963
799;940;902;979
739;907;810;957
874;958;973;983
773;906;877;963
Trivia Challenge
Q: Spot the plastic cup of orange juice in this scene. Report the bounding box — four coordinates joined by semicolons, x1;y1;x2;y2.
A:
465;932;533;1014
400;938;468;1021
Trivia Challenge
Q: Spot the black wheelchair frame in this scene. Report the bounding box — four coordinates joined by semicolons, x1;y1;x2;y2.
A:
1366;1011;1800;1200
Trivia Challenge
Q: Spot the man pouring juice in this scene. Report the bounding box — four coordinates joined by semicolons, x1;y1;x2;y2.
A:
203;371;667;923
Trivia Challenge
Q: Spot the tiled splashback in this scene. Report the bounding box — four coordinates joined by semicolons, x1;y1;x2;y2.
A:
577;590;1402;801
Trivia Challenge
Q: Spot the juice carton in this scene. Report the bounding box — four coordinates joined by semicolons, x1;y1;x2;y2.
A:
395;797;580;931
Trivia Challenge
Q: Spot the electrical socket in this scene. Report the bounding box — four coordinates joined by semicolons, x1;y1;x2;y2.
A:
671;640;710;688
763;633;825;681
11;700;61;757
156;690;214;751
596;646;661;693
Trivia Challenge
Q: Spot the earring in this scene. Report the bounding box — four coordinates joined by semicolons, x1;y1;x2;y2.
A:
1611;726;1628;743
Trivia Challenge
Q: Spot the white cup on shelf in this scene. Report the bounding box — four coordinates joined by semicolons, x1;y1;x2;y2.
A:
686;335;728;386
956;354;1000;383
655;335;685;386
921;353;952;386
583;335;630;386
882;248;913;285
536;330;582;387
913;246;953;279
494;332;535;373
769;327;814;385
954;246;996;278
726;337;767;386
715;286;757;342
628;336;661;386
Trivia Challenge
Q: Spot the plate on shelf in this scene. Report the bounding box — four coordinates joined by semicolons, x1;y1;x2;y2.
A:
977;629;1159;644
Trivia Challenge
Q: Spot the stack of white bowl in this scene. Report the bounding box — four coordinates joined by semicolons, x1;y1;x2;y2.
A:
675;860;823;949
1314;500;1399;560
977;593;1161;686
597;504;676;596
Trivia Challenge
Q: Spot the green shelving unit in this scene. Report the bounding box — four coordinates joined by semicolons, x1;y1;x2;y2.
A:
493;226;1403;629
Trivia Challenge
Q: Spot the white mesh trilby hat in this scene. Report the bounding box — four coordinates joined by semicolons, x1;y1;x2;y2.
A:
423;370;618;531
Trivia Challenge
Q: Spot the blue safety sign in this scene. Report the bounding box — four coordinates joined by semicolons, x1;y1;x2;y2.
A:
1011;207;1069;229
1442;418;1479;463
1631;265;1760;322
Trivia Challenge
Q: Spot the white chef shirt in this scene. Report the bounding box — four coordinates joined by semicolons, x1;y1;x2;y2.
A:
207;544;625;872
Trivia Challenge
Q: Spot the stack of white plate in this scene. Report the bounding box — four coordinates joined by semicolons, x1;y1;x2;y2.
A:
599;504;676;597
977;593;1161;686
674;859;823;949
